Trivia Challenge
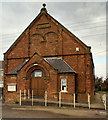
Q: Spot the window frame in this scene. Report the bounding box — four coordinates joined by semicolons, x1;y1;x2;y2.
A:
7;83;17;92
61;78;67;92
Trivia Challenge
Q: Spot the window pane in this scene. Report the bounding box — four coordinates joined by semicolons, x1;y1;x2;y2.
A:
62;79;66;85
31;69;44;77
61;78;67;91
62;86;66;91
34;71;42;77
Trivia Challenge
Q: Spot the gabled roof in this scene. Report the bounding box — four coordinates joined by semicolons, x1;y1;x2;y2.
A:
6;59;29;75
6;54;76;75
6;52;43;75
4;5;90;55
44;57;76;74
47;13;90;49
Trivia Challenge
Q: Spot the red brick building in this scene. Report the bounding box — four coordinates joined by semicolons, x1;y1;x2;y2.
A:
3;5;95;103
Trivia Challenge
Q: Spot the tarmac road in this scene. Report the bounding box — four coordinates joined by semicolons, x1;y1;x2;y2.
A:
2;104;72;118
2;103;107;119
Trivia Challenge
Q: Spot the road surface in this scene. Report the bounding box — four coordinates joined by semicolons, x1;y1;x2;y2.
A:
2;103;106;119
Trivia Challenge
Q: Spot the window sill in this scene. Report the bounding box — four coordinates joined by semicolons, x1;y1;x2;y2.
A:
61;91;68;93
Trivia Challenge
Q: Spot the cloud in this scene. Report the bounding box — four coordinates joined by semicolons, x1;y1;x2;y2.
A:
95;62;106;78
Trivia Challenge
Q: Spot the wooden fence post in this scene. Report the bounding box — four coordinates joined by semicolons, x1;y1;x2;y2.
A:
103;94;106;110
105;94;106;110
74;93;75;108
88;93;90;109
59;92;61;107
1;95;2;100
32;90;33;106
45;90;47;107
28;89;30;99
20;90;21;106
24;89;26;100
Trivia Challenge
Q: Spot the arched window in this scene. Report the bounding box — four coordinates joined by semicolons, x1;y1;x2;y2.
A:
31;69;44;77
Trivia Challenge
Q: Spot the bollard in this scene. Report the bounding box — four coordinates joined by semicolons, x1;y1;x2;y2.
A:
104;94;106;110
20;90;21;106
74;93;75;108
28;89;30;99
1;95;2;100
24;89;26;100
88;93;90;109
59;92;61;107
45;90;47;107
32;90;33;106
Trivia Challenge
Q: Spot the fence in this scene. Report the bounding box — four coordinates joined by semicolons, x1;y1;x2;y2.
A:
19;89;93;109
102;94;106;110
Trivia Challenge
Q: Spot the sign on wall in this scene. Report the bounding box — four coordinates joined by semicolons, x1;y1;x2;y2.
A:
10;77;16;80
7;83;17;92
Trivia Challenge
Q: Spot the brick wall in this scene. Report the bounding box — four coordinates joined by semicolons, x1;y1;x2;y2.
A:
3;8;95;103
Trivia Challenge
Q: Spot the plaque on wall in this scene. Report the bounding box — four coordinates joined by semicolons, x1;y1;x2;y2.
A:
36;23;51;29
7;83;17;92
10;77;16;80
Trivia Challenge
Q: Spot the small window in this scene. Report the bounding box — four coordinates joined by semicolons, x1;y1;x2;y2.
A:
61;78;67;91
76;47;79;52
31;69;44;77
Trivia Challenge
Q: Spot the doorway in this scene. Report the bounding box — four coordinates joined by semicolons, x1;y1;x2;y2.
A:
31;69;45;97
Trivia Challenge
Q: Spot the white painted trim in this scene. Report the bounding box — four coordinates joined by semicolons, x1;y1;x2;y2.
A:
61;91;68;93
44;57;62;60
43;58;50;64
61;78;67;92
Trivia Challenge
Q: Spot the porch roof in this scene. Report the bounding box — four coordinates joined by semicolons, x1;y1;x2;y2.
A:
6;57;76;75
44;57;76;74
6;59;29;75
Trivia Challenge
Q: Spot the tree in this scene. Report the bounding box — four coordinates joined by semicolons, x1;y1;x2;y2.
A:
101;77;108;91
95;76;103;91
95;75;108;92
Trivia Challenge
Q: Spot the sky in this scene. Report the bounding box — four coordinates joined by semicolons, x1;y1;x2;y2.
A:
0;1;107;79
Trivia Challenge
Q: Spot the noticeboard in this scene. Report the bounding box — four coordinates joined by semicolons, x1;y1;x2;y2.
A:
7;84;17;92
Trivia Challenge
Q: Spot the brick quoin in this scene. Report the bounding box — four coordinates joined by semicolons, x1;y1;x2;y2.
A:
3;4;95;103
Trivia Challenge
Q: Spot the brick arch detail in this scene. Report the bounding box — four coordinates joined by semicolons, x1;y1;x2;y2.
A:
32;33;45;41
44;31;59;39
23;62;51;90
27;66;46;79
24;63;50;80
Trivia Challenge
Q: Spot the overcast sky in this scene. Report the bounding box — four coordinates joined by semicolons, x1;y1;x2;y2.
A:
0;1;107;79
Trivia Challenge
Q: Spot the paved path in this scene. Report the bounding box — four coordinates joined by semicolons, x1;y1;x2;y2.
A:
2;103;106;119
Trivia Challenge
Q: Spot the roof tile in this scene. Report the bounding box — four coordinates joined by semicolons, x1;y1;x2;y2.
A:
44;57;76;73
